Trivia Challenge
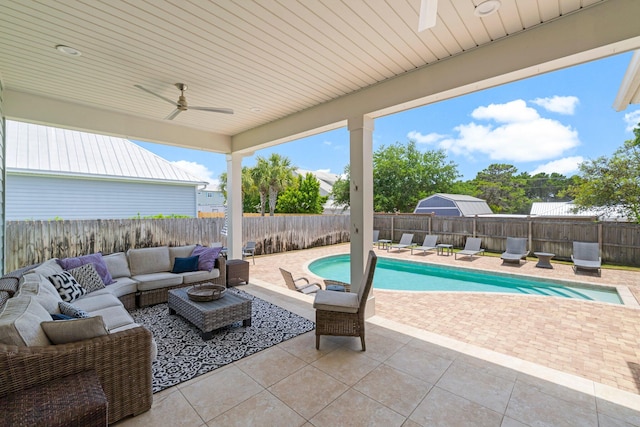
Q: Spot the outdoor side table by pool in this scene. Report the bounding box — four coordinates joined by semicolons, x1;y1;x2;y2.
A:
377;239;392;250
534;252;555;269
437;244;453;256
168;287;252;340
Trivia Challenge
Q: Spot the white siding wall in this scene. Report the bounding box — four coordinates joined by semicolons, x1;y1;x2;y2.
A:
6;174;198;220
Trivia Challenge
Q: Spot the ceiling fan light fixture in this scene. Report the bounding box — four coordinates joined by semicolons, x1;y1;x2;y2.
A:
55;45;81;56
474;0;501;17
418;0;438;32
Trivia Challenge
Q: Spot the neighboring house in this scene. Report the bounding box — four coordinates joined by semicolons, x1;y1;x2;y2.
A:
414;194;493;217
294;169;349;214
530;201;627;221
5;121;208;220
197;185;226;213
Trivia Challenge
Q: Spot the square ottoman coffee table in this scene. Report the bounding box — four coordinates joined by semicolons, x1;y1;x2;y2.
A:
168;287;252;340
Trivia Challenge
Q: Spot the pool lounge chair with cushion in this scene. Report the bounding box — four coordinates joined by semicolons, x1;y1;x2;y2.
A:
313;250;377;351
455;237;485;260
280;268;323;294
572;241;602;276
500;237;529;265
387;233;414;252
411;235;438;255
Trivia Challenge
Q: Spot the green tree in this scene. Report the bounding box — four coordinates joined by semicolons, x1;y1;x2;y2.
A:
264;153;296;216
373;141;459;212
219;167;260;213
473;164;529;214
251;157;271;216
572;124;640;223
277;173;328;214
523;172;573;202
330;165;350;211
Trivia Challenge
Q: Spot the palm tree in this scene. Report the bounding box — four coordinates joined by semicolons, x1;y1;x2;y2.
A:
265;153;295;216
251;157;271;216
219;167;259;212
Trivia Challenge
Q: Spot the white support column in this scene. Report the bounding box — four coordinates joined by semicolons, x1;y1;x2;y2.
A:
348;116;374;316
226;153;244;260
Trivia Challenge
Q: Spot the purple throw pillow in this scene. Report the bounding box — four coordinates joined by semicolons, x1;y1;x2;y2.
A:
191;246;222;272
57;253;114;285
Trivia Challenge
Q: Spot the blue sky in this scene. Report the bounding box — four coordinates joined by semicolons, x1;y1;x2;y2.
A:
135;52;640;187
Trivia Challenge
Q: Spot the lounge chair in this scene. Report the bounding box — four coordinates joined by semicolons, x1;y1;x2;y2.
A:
387;233;414;252
411;235;438;255
571;241;601;276
500;237;529;265
455;237;484;260
280;268;322;294
372;230;380;246
242;241;256;264
313;250;377;351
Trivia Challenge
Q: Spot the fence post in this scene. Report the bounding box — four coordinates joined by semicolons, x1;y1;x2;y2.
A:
598;222;603;250
528;216;533;252
473;215;477;238
391;216;394;242
428;215;432;234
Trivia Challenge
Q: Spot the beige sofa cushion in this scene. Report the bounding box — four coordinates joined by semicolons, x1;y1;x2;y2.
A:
104;252;131;278
0;296;52;346
17;272;63;313
180;269;220;284
100;277;138;298
127;247;171;276
90;305;136;330
73;293;123;313
169;245;196;270
25;259;63;277
133;273;183;291
41;316;109;344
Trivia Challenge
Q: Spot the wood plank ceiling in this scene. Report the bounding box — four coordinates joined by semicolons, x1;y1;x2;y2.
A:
0;0;608;139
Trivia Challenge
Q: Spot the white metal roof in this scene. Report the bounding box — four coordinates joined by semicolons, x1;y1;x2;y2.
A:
5;121;208;185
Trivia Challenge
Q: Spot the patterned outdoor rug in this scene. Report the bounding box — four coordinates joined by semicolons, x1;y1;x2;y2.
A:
131;288;315;393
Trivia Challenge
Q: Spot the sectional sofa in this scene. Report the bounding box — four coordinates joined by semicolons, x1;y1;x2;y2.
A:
0;244;226;424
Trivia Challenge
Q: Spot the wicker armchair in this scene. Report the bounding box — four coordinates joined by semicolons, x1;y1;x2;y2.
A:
313;250;377;351
0;326;154;425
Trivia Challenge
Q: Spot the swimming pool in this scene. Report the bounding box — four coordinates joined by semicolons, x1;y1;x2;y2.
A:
308;255;622;304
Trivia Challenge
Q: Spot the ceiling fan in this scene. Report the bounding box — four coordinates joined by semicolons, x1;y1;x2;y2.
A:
134;83;234;120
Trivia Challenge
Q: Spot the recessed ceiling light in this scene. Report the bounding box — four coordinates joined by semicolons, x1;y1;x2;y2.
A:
474;0;501;17
55;45;82;56
250;107;262;113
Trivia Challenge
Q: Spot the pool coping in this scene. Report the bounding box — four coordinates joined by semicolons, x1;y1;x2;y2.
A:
305;253;639;308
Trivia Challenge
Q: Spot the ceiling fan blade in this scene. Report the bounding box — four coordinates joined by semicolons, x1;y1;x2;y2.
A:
418;0;438;31
165;109;182;120
134;84;178;106
189;106;234;114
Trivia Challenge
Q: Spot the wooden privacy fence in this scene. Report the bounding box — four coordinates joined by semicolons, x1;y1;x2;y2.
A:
5;216;351;272
5;214;640;270
374;214;640;266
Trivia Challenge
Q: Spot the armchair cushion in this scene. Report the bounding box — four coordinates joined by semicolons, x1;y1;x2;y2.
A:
313;290;359;313
41;315;109;344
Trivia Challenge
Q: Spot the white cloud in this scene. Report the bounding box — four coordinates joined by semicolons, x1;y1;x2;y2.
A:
171;160;219;187
530;156;584;175
531;96;580;115
471;100;539;123
323;140;333;146
624;109;640;132
438;99;580;162
407;130;446;144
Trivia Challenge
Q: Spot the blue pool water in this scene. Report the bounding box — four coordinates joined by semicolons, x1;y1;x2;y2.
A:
308;255;622;304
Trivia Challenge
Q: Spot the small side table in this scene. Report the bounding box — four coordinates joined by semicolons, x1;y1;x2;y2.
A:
534;252;555;269
377;239;391;250
437;244;453;256
226;259;250;286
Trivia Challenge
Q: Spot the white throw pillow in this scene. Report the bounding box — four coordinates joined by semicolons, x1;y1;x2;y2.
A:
48;271;87;302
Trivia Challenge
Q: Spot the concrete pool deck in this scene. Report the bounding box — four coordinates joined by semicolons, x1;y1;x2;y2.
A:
250;243;640;395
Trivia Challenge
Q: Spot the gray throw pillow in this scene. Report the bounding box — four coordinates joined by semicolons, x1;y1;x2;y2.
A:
69;263;105;294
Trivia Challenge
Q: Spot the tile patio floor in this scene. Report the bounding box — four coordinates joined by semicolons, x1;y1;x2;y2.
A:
116;244;640;426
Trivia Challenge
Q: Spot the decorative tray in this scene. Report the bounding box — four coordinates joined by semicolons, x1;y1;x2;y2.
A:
187;284;226;302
